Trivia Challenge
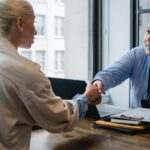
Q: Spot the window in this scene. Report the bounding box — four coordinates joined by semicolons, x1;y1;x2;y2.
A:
99;0;131;108
55;0;64;3
137;0;150;45
20;51;31;59
55;50;64;71
19;0;88;80
28;0;44;2
54;16;64;37
35;15;45;36
139;0;150;9
35;51;45;70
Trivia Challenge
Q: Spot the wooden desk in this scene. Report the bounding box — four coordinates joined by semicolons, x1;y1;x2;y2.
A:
30;119;150;150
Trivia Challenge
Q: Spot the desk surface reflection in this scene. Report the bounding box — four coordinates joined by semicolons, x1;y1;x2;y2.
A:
30;119;150;150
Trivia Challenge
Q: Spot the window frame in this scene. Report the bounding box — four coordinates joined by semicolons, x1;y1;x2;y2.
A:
54;50;64;72
88;0;102;79
35;50;46;70
35;15;45;37
54;16;64;39
134;0;150;46
20;50;32;60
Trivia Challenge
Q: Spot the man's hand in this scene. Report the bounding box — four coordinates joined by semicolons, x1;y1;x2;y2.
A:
92;80;105;93
92;80;105;103
83;83;101;105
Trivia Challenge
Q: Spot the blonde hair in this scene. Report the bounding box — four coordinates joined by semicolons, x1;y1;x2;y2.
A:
0;0;33;36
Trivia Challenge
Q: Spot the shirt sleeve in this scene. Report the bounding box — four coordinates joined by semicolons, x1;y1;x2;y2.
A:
72;94;88;120
93;50;135;90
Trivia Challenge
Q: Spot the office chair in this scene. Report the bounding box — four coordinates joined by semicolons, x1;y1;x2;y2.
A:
48;77;99;119
48;77;86;99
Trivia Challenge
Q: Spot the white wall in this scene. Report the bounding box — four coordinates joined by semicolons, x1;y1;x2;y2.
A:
102;0;131;108
64;0;88;80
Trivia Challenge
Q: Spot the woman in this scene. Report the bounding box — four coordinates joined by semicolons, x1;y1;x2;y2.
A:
0;0;100;149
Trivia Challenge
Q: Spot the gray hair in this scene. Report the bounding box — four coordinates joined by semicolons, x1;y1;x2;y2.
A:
0;0;33;36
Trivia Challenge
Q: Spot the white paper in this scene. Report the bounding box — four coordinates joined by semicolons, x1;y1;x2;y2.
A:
111;108;150;122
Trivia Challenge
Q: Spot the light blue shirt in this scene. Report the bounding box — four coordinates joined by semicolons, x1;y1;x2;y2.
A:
93;46;150;108
73;94;88;119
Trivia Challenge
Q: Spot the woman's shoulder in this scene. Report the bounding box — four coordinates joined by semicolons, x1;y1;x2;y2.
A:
8;55;50;92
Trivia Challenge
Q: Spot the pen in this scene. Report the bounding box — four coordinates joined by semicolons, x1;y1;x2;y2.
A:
120;115;144;121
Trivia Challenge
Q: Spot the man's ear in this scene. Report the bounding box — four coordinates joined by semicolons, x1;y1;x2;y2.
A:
16;17;24;32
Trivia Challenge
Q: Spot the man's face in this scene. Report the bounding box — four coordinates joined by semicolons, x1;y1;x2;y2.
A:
144;25;150;55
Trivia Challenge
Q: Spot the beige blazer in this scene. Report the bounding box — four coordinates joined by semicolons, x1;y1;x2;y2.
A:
0;37;79;150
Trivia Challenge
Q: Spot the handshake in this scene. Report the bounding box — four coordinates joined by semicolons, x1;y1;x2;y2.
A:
83;80;105;105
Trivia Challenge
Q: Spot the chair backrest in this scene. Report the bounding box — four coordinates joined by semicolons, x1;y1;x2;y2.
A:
48;77;86;99
48;77;100;119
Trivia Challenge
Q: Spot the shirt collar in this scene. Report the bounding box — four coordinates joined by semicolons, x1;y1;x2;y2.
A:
0;36;19;55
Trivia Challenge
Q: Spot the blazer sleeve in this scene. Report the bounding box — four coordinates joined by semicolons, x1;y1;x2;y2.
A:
20;82;79;133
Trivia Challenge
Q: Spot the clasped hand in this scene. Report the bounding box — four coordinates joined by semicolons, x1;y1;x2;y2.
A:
83;82;101;105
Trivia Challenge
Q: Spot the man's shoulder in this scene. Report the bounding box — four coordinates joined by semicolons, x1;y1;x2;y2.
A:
131;46;145;52
129;46;145;56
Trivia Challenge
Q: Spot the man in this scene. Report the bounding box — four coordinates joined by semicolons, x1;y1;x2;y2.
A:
93;24;150;108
